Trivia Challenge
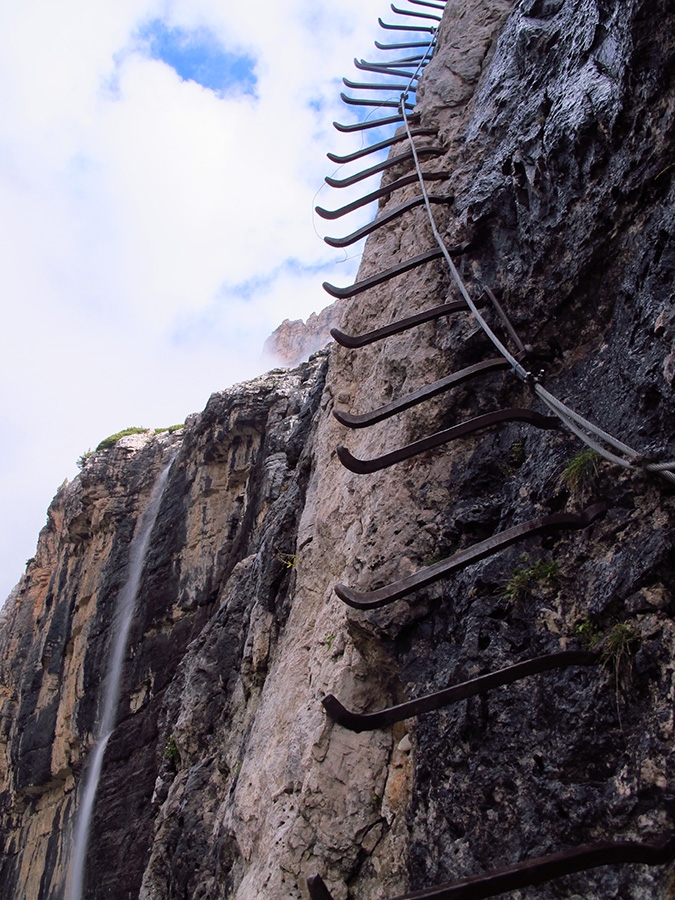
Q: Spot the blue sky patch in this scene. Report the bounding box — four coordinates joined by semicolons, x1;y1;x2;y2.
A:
139;20;257;96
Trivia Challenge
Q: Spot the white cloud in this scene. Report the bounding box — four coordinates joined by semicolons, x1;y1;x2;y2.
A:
0;0;426;601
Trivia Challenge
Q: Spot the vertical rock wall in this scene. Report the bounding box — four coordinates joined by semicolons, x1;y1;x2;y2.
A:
0;357;328;898
1;1;674;899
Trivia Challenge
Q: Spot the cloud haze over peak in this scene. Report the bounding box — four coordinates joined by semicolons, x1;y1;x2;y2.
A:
0;0;402;602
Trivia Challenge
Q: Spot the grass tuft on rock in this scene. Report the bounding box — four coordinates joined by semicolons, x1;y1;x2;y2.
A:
96;427;150;451
504;559;560;601
559;449;601;495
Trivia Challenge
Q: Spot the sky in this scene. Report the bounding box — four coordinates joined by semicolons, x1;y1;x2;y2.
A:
0;0;429;601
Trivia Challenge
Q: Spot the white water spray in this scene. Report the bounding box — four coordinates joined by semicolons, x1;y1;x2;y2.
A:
67;459;174;900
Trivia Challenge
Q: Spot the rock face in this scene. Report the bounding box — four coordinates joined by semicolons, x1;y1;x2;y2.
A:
1;2;675;899
0;359;329;899
263;304;343;368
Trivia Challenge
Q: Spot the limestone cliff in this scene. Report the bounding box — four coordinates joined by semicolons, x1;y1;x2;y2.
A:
1;1;675;899
0;359;329;898
263;304;343;368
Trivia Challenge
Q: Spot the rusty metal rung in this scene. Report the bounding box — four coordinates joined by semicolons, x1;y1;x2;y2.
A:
327;128;436;165
325;146;442;189
325;195;449;248
333;504;606;609
343;77;416;92
316;172;447;221
375;40;435;50
378;18;436;32
391;3;442;21
323;650;599;731
340;93;416;110
323;248;451;299
333;358;509;427
307;831;675;900
356;55;427;68
353;61;422;78
409;0;447;9
333;111;421;133
337;408;559;474
330;299;468;346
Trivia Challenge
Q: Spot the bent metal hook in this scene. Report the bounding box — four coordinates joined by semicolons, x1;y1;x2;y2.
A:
307;832;675;900
334;504;606;609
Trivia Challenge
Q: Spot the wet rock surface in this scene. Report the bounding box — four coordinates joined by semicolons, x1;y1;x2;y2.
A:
398;0;675;896
1;1;675;899
0;356;328;899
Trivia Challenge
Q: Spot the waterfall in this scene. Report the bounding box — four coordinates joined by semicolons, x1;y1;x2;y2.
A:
66;458;174;900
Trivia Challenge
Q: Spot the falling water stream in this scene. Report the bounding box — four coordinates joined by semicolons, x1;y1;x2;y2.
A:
66;458;174;900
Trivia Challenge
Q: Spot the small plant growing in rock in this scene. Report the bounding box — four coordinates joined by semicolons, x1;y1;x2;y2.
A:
601;623;638;672
559;449;601;496
77;449;94;469
500;442;527;478
96;426;150;451
154;423;184;434
504;559;560;601
325;633;335;651
509;441;527;468
575;619;602;649
600;623;639;727
164;735;180;768
275;551;297;569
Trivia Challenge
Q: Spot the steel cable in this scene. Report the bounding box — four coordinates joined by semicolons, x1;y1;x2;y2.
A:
397;81;675;486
